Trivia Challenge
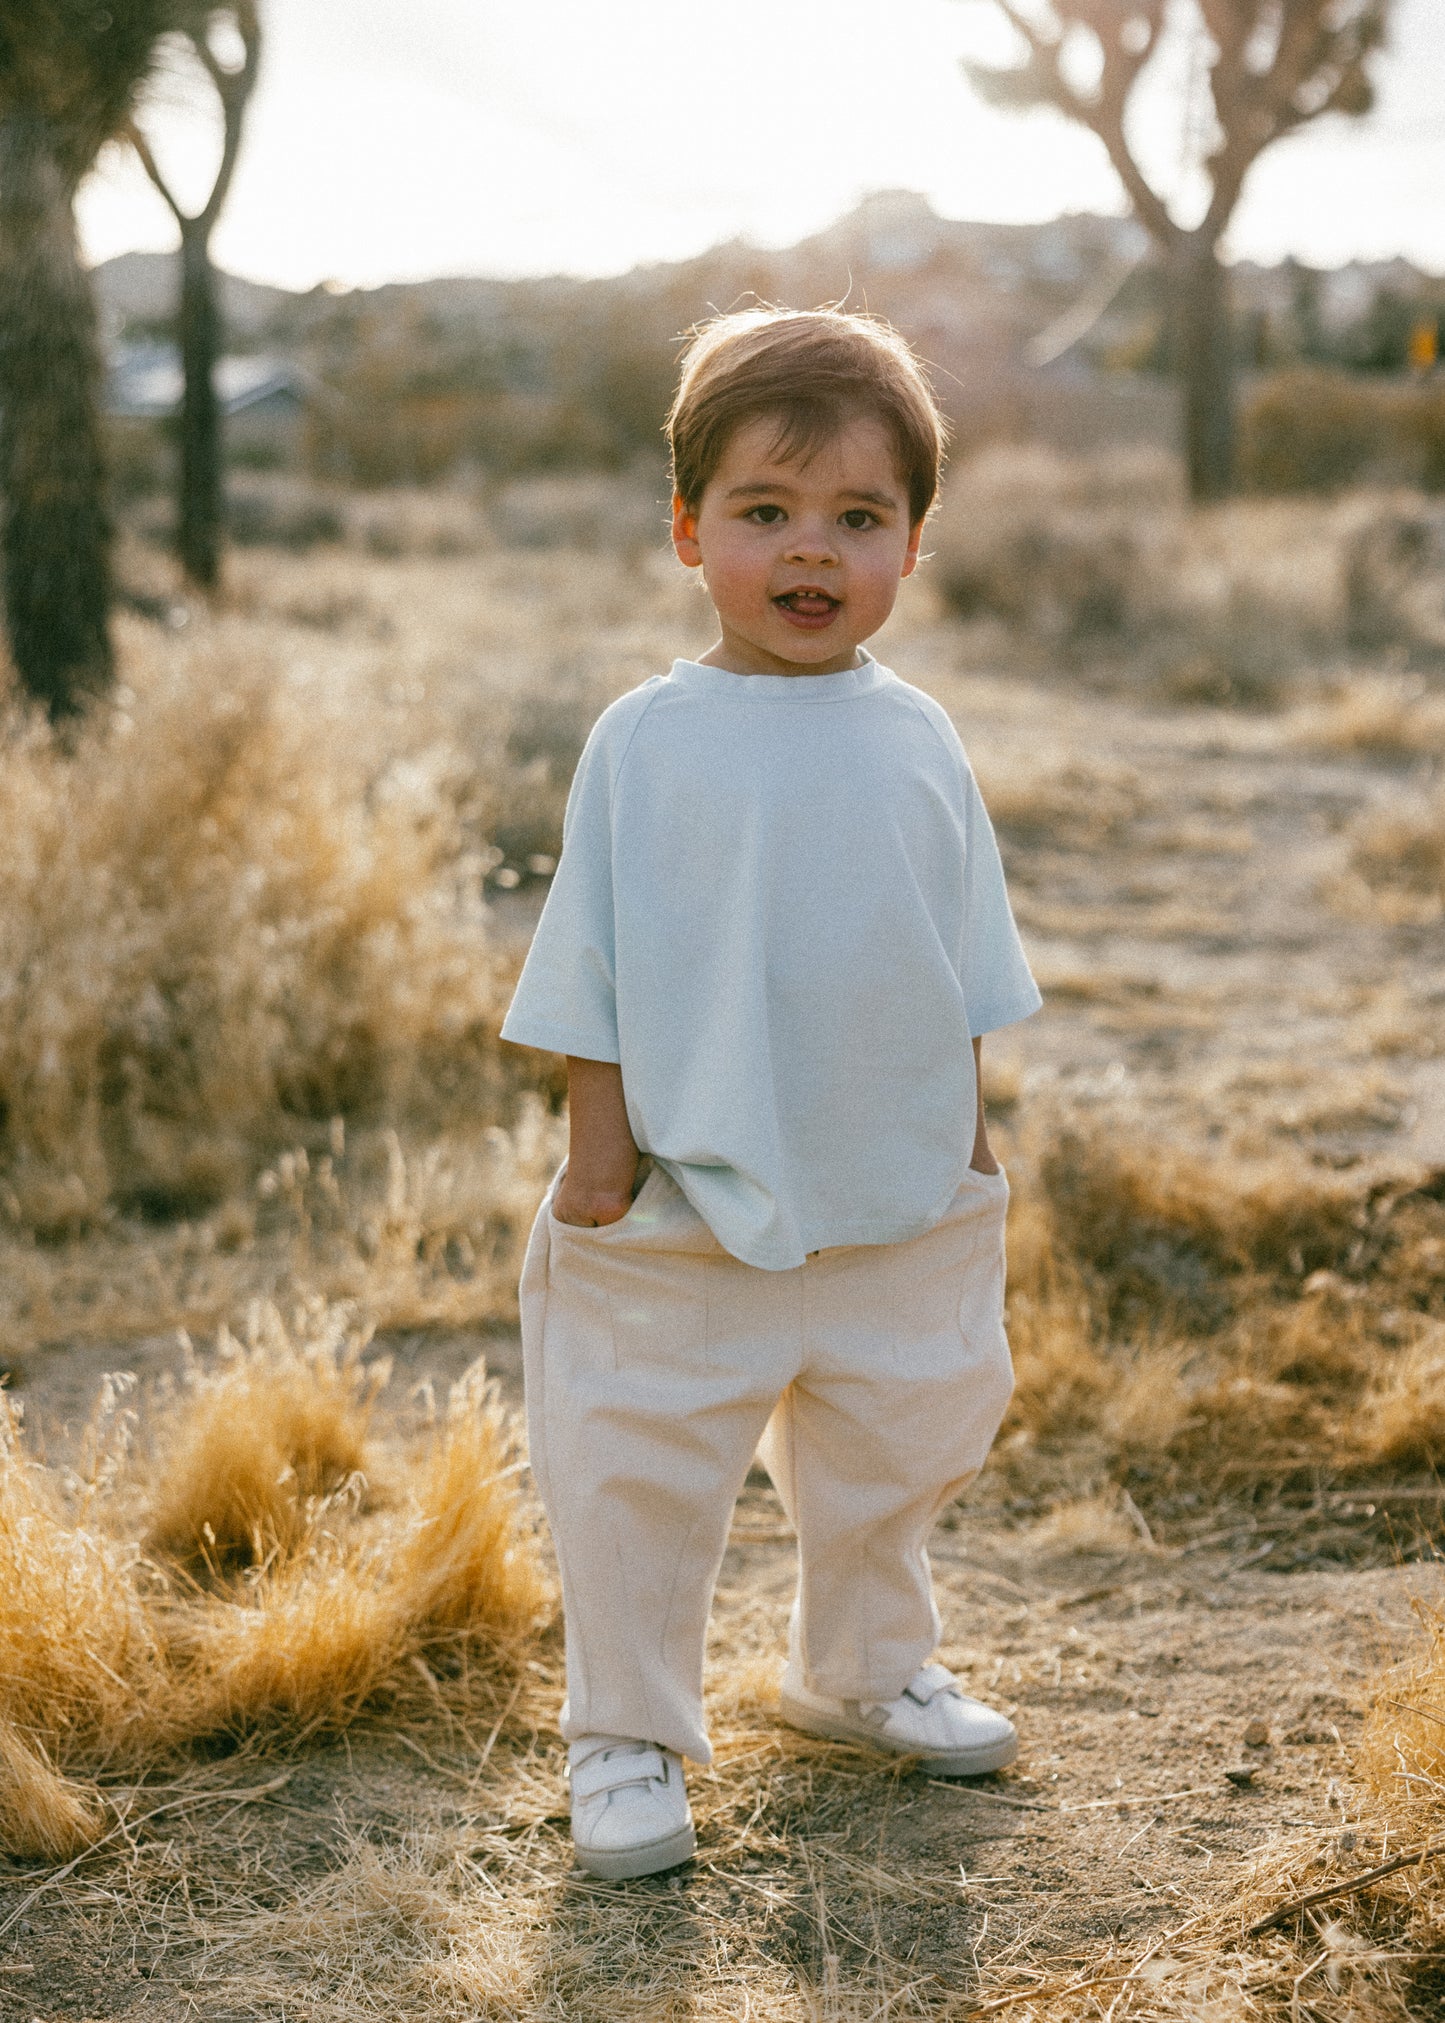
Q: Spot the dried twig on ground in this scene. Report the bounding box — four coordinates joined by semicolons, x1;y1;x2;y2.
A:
1246;1837;1445;1936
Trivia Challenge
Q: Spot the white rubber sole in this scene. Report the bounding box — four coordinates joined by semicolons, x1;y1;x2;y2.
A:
778;1693;1018;1778
573;1819;697;1880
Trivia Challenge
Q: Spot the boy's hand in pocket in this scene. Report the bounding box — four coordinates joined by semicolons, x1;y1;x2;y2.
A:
555;1056;641;1226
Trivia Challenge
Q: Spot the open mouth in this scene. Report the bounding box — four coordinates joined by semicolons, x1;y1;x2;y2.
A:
774;589;841;623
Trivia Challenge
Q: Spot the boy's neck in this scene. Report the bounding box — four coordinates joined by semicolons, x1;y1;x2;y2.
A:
697;637;869;679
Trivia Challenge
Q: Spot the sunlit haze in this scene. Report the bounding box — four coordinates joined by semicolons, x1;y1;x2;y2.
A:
79;0;1445;288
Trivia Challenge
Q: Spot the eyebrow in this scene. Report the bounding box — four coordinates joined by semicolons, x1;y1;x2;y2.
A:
723;483;899;507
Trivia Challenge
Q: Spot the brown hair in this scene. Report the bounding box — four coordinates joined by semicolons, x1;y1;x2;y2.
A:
667;307;946;525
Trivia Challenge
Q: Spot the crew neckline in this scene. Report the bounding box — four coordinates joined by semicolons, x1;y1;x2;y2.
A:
667;655;890;701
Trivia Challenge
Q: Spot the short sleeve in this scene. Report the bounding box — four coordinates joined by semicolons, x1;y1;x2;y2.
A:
499;724;620;1061
959;767;1043;1035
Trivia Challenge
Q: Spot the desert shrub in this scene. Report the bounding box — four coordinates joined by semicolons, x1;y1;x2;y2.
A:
487;466;667;553
0;629;523;1237
228;476;347;551
1344;504;1445;652
1036;1127;1363;1334
353;488;489;559
1241;367;1445;497
928;445;1345;701
1241;368;1400;495
929;445;1168;649
1348;787;1445;918
1291;673;1445;758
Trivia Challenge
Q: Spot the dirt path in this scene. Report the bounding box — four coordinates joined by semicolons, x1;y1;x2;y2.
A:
901;654;1445;1172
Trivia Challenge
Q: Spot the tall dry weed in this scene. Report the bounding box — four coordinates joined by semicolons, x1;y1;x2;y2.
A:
0;624;514;1238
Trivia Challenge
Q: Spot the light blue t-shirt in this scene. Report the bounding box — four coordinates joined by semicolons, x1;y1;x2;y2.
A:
501;656;1041;1271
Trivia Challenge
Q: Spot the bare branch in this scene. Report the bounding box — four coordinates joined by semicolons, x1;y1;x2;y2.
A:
1198;0;1388;243
971;2;1391;253
124;115;185;226
198;2;260;230
126;3;260;234
965;1;1178;247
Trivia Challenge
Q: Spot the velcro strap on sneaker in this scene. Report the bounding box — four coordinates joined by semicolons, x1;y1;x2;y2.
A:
901;1663;960;1708
570;1747;668;1803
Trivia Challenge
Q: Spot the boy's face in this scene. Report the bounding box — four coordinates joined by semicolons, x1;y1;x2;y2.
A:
671;412;922;677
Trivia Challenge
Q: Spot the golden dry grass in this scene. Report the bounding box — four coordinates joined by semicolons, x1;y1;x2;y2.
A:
0;1308;548;1857
0;628;514;1240
998;1123;1445;1497
1347;787;1445;921
1290;673;1445;762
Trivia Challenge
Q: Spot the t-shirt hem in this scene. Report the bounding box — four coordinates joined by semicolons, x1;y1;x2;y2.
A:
676;1172;995;1273
970;986;1044;1035
498;1016;620;1062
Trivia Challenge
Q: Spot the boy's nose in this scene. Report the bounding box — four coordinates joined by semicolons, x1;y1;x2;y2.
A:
785;526;839;565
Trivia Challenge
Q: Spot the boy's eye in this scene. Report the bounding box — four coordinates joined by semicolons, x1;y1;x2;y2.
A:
745;504;785;524
840;509;878;531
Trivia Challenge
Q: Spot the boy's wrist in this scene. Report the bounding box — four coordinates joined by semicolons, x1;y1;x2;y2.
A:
554;1152;641;1227
550;1165;635;1221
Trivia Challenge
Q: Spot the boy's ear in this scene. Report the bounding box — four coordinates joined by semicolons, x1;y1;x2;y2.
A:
671;491;703;568
900;519;924;580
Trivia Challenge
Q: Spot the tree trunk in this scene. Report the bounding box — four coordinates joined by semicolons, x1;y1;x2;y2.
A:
177;221;222;589
0;110;113;720
1174;235;1236;504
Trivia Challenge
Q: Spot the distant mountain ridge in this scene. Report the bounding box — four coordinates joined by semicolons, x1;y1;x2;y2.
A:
91;196;1443;356
93;249;296;341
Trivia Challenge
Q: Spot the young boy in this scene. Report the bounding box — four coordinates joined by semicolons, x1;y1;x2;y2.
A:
501;308;1041;1881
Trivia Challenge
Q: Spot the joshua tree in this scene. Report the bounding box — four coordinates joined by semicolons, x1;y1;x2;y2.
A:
964;1;1389;500
129;3;260;591
0;0;184;719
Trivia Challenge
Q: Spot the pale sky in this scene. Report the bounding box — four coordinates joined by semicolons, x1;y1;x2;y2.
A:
79;0;1445;290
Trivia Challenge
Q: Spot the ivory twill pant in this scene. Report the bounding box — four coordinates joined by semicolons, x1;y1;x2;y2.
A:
520;1161;1015;1767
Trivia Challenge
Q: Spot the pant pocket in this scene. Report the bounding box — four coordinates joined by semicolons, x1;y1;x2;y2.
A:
546;1165;719;1375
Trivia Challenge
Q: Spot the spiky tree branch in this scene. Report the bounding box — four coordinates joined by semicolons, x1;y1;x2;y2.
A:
128;4;261;588
963;1;1390;498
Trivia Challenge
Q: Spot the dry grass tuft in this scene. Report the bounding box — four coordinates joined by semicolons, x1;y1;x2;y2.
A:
0;1721;104;1860
1291;673;1445;761
928;448;1445;706
1000;1122;1445;1492
1346;786;1445;921
1357;1324;1445;1471
0;1388;165;1768
145;1304;384;1573
392;1359;545;1641
0;1315;547;1840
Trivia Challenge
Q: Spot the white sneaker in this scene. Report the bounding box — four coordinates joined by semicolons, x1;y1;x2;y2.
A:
779;1661;1018;1777
567;1735;696;1879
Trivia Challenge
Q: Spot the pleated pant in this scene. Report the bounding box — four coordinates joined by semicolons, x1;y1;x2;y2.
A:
519;1160;1015;1766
